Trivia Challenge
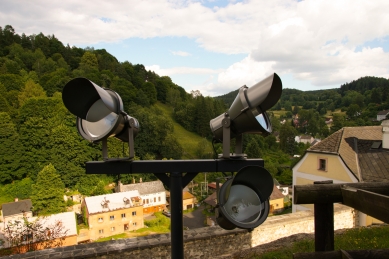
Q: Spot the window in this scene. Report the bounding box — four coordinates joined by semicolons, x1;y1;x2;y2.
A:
99;229;104;234
318;158;327;171
154;197;156;202
132;211;136;216
133;222;137;226
111;227;115;232
110;215;115;221
121;213;126;219
158;196;161;202
98;217;103;222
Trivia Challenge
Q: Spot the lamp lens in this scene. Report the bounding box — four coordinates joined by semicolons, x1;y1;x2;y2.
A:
255;113;269;132
82;112;118;138
224;185;262;223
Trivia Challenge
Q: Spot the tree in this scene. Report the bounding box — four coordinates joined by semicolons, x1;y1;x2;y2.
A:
346;104;360;118
0;112;25;183
18;79;46;107
31;164;66;215
279;123;297;155
245;139;262;158
195;138;213;159
331;113;345;133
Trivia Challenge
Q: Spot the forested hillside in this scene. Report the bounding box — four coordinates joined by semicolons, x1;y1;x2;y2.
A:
0;25;229;207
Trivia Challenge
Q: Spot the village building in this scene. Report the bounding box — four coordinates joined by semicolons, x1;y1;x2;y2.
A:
292;121;389;226
1;199;33;230
377;110;389;121
82;191;144;241
116;180;167;214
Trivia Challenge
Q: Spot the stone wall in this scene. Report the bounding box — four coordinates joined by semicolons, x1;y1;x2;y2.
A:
1;204;355;259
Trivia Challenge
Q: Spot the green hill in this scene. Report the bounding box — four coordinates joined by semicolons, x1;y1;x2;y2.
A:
155;102;209;159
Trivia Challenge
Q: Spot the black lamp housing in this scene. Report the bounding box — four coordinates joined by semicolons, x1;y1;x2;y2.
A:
62;78;139;160
210;73;282;159
216;166;273;230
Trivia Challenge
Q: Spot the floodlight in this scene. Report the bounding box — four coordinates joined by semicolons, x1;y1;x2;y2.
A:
210;73;282;158
62;78;139;160
215;166;273;230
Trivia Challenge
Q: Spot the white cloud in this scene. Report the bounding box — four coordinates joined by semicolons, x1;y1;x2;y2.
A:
1;0;389;94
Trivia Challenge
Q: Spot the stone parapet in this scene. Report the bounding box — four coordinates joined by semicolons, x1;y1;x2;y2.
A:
1;204;355;259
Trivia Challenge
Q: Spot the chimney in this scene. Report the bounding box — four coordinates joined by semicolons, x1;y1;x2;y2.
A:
14;197;18;202
382;120;389;149
140;178;142;183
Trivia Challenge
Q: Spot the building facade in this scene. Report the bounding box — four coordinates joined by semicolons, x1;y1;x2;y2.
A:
83;191;144;241
292;123;389;226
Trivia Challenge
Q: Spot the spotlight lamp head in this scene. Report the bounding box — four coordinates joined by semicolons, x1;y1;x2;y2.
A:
62;77;139;160
216;166;273;230
210;73;282;159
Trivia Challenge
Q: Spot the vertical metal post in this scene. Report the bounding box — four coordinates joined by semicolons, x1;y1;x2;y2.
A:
314;180;334;251
170;172;184;259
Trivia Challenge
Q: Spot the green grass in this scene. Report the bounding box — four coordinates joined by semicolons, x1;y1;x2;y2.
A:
96;233;127;242
272;110;288;118
138;212;171;233
248;225;389;259
155;102;208;159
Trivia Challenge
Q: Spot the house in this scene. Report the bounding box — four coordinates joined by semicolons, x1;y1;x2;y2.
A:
116;180;167;214
269;185;285;214
377;110;389;121
182;191;196;210
35;212;78;247
325;117;333;124
292;122;389;226
1;199;33;230
295;135;314;145
2;211;77;252
166;190;197;210
82;191;144;241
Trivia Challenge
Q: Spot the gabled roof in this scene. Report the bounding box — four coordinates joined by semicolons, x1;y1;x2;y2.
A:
2;199;32;217
34;212;77;236
270;185;285;200
356;140;389;182
204;192;217;207
84;190;140;215
183;191;195;200
377;110;389;115
306;126;383;181
120;181;165;195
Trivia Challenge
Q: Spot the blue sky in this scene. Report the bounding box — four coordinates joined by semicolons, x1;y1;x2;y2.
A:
1;0;389;96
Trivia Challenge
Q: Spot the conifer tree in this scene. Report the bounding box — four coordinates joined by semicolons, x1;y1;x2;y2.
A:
31;164;66;215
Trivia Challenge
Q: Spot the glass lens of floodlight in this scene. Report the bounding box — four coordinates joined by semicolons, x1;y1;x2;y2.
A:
86;99;113;122
224;185;261;223
82;112;118;138
255;113;269;131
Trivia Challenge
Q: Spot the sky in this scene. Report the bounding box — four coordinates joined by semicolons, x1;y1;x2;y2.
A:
1;0;389;97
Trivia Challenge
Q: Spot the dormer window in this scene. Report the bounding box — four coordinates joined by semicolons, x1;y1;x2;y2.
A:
123;197;130;205
101;197;110;208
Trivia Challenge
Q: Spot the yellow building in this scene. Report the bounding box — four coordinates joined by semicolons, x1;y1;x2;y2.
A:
83;191;144;241
269;185;284;214
292;124;389;226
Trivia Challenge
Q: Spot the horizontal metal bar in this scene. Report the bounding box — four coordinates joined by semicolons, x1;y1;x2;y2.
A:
85;159;264;174
341;186;389;224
